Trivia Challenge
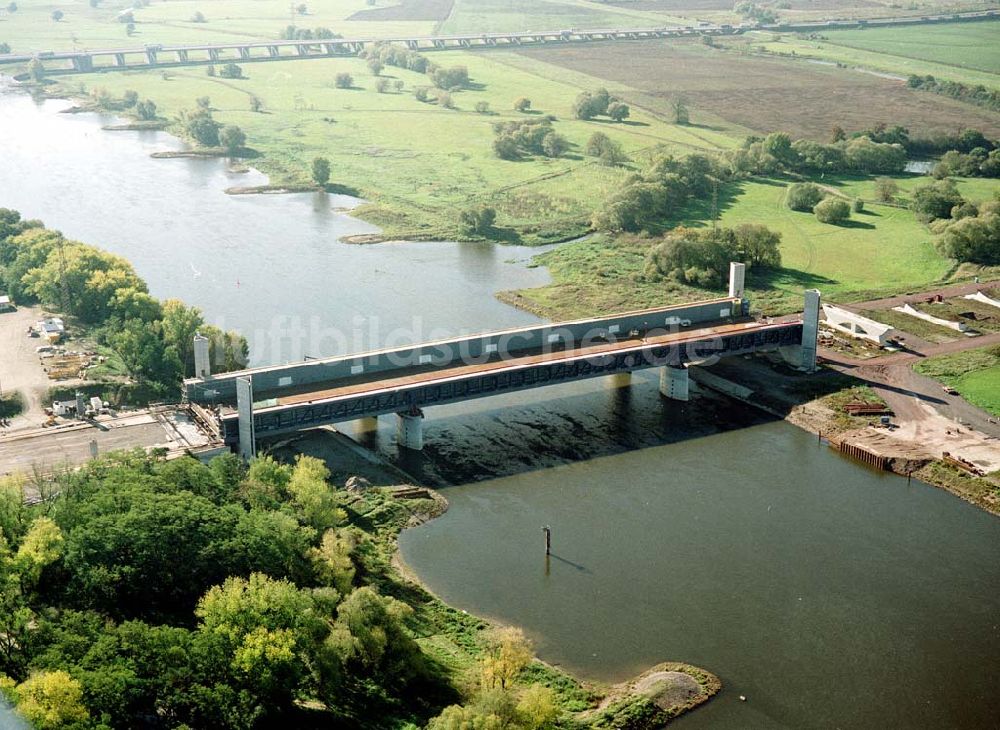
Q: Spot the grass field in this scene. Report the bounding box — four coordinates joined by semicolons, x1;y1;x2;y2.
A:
753;26;1000;91
71;50;727;242
516;39;1000;139
819;19;1000;75
914;344;1000;416
0;0;440;51
503;169;999;319
710;178;954;305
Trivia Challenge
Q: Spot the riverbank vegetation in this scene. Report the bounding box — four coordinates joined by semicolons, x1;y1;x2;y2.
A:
0;209;247;397
0;448;719;729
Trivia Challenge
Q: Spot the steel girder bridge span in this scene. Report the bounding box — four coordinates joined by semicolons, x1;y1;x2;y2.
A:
185;280;820;457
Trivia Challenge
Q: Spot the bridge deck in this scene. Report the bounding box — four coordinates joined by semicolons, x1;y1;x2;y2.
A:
254;318;779;412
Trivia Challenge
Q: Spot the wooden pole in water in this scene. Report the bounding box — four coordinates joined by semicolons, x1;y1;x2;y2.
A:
542;525;551;556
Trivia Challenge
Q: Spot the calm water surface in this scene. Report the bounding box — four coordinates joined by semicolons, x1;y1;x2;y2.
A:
0;87;549;365
3;85;999;729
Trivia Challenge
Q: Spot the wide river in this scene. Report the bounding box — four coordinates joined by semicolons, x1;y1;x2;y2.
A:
2;85;998;728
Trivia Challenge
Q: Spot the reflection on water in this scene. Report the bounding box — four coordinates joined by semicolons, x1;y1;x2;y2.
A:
400;410;1000;729
0;89;551;365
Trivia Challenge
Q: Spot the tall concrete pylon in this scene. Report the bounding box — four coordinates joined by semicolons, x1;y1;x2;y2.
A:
801;289;821;372
728;262;746;299
193;333;211;379
236;376;256;461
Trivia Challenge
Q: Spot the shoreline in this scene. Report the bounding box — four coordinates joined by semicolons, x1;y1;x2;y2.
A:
689;361;1000;517
286;428;723;726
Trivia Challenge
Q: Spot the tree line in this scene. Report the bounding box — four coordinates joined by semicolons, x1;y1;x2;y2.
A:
907;74;1000;114
0;209;247;393
0;449;566;729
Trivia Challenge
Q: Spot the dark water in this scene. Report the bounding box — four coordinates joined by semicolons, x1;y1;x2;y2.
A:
0;89;549;365
399;382;1000;729
3;85;999;729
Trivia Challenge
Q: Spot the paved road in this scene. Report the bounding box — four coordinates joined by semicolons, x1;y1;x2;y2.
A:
0;418;171;477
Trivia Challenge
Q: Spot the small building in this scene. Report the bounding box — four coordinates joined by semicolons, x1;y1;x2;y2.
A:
0;295;12;312
36;317;66;343
52;400;78;417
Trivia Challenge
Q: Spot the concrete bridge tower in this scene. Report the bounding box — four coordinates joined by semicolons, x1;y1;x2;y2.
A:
194;333;211;379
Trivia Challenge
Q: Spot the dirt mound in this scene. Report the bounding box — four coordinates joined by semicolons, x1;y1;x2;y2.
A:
634;670;703;710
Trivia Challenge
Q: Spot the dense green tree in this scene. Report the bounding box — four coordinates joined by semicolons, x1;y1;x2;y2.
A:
335;72;353;89
513;97;531;112
733;223;782;268
786;182;824;212
431;65;469;90
325;586;424;688
936;206;1000;264
104;318;183;386
607;101;630;122
219;124;246;153
1;670;90;729
288;456;345;532
911;179;965;222
51;9;63;20
62;487;236;618
219;62;242;79
814;197;851;225
585;132;628;166
134;99;156;120
312;156;331;186
842;136;906;173
762;132;797;167
459;206;497;236
183;108;220;147
0;43;11;54
540;131;567;158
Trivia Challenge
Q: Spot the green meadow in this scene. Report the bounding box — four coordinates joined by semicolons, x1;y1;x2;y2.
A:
819;20;1000;75
75;49;732;242
915;345;1000;416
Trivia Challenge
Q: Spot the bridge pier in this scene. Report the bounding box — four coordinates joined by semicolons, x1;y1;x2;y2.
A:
396;409;424;450
608;372;632;388
72;54;93;72
659;365;689;401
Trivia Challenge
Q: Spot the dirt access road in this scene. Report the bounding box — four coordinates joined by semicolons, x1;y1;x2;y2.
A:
820;281;1000;472
0;305;63;430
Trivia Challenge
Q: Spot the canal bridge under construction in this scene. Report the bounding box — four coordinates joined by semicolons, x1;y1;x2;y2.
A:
184;266;820;457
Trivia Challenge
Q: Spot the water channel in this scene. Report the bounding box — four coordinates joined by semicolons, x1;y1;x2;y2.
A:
2;84;998;729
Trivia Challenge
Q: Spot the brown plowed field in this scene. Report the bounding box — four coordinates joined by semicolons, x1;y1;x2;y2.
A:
348;0;454;22
517;40;1000;139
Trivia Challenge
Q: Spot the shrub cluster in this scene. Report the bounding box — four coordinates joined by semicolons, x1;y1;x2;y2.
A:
646;224;782;287
573;87;630;122
492;118;567;160
907;74;1000;113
